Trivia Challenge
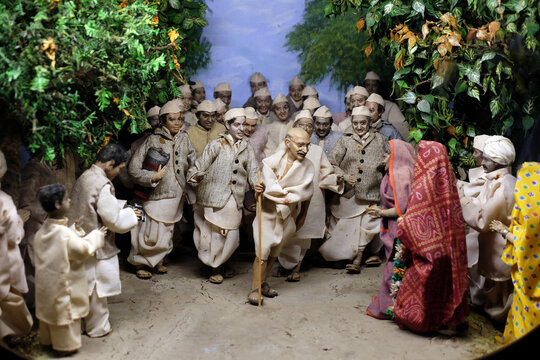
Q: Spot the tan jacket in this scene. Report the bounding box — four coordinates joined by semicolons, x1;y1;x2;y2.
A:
129;127;196;201
34;218;104;325
187;134;259;209
186;122;226;157
69;165;137;259
0;191;27;299
329;130;388;202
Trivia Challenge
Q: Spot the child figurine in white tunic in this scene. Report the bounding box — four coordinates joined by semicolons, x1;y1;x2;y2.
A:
34;184;105;356
68;144;140;338
188;108;264;284
128;100;196;279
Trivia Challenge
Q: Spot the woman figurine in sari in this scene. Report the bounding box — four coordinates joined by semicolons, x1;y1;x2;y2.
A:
393;141;469;334
490;162;540;343
366;139;415;319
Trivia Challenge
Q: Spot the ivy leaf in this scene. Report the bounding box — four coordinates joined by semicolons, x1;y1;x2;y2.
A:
466;125;476;137
489;98;501;117
417;99;431;113
467;86;480;101
169;0;181;10
522;116;535;132
480;52;496;63
447;138;458;154
399;91;417;104
409;128;424;142
431;73;445;89
505;0;527;13
454;80;467;95
412;1;425;17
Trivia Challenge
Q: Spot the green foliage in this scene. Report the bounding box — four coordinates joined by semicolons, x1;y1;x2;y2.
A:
0;0;210;164
286;0;393;93
326;0;540;169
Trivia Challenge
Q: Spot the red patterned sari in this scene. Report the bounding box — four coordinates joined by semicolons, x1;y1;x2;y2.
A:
394;141;469;333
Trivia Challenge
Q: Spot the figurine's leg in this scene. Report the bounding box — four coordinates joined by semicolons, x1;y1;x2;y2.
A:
155;260;167;274
136;265;152;279
209;266;224;284
286;258;303;282
346;247;364;274
84;288;112;338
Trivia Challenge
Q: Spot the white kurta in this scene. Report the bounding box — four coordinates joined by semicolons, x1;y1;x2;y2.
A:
278;144;343;269
318;195;380;261
253;147;315;260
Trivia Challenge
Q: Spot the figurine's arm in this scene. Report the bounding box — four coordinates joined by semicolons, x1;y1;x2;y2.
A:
185;136;198;170
318;150;344;194
489;220;514;243
186;141;218;185
366;205;399;218
328;137;347;177
246;145;260;189
66;226;105;261
96;185;138;234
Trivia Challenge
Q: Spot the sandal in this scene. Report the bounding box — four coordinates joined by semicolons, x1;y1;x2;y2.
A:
247;289;263;306
136;267;152;279
345;263;361;274
286;271;300;282
209;273;224;284
261;282;278;297
155;263;167;274
365;255;382;267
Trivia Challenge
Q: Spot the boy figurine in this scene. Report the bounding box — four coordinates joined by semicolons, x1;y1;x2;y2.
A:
34;184;106;356
69;144;140;338
0;150;33;346
188;108;264;284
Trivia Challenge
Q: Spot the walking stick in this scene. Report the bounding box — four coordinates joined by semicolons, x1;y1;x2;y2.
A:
257;171;262;307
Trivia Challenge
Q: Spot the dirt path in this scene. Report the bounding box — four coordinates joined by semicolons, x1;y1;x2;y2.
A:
13;253;504;359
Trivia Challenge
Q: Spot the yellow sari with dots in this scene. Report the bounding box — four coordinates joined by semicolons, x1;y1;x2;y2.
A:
500;162;540;343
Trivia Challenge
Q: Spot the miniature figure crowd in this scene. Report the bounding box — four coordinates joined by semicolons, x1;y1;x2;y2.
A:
0;71;539;356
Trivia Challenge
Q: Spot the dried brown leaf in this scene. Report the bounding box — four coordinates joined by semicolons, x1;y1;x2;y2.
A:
440;13;458;30
356;18;365;32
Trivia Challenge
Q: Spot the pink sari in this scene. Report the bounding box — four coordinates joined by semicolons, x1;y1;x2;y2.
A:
367;140;415;319
394;141;469;333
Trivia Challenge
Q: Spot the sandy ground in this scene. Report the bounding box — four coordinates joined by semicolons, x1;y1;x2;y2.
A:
6;244;507;360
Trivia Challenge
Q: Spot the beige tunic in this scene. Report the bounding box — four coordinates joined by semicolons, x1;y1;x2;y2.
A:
278;144;344;269
34;218;104;325
187;123;226;157
253;147;315;260
69;165;138;298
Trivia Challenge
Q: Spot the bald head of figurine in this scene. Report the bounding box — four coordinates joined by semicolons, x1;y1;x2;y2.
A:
284;127;310;162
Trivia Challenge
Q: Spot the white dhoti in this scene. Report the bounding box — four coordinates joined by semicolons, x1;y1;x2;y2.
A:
276;236;311;270
193;195;242;268
128;197;183;268
40;319;82;352
319;196;379;261
84;287;110;338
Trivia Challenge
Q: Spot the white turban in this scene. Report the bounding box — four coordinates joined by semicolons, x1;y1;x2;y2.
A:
196;100;216;113
302;97;320;111
214;82;231;93
313;105;332;118
244;107;257;120
366;93;385;107
178;84;191;96
213;98;227;111
254;87;271;99
272;93;287;105
364;71;381;81
473;134;490;151
483;136;516;166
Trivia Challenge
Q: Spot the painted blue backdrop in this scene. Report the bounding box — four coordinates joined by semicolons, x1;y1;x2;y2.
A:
194;0;344;113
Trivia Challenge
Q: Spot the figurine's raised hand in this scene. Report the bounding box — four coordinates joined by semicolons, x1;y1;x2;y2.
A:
190;171;206;183
254;182;265;195
336;175;344;186
151;164;167;183
489;220;507;234
98;226;108;236
132;208;143;221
